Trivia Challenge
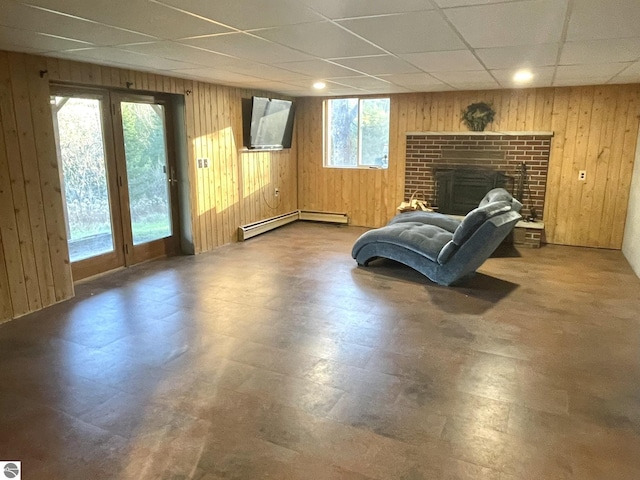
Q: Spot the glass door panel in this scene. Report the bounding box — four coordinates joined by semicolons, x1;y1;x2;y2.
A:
120;102;172;245
52;96;115;262
51;88;179;280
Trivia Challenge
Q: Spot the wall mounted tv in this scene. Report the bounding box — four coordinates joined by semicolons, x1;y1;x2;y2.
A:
242;96;295;150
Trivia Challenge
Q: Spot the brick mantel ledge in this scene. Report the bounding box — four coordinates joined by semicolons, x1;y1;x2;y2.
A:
406;131;555;136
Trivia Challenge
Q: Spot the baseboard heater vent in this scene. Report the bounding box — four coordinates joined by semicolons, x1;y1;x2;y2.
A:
238;211;300;241
299;210;349;224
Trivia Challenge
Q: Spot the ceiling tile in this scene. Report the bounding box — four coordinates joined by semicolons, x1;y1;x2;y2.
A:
361;84;413;94
433;0;512;6
327;76;392;89
170;67;264;84
283;78;328;89
367;83;413;95
285;78;376;94
609;62;640;84
431;70;499;89
0;25;92;52
560;38;640;65
278;90;311;97
222;63;310;82
444;0;567;48
378;72;447;88
22;0;231;39
299;0;433;19
121;41;243;67
567;0;640;41
475;44;559;69
406;84;453;92
338;11;465;54
253;22;384;59
181;33;313;63
320;87;369;96
267;88;310;97
273;60;360;78
491;66;555;88
61;47;202;70
240;79;306;91
400;50;484;72
330;55;420;75
607;77;640;85
1;1;153;46
47;49;133;69
553;63;631;86
3;0;640;91
615;61;640;76
154;0;323;30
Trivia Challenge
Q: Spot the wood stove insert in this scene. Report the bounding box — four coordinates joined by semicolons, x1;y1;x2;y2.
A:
434;168;513;215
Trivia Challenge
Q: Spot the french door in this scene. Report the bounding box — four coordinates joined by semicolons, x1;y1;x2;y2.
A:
51;87;180;280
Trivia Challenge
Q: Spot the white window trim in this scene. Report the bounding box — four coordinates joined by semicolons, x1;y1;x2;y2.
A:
323;97;390;170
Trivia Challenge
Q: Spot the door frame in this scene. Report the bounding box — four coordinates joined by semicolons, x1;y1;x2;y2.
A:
50;85;126;280
110;92;181;266
50;85;181;281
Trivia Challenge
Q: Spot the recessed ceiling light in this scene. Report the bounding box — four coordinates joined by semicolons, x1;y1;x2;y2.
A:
313;81;326;90
513;70;534;83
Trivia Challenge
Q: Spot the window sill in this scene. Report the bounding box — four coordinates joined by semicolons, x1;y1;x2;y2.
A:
323;165;388;170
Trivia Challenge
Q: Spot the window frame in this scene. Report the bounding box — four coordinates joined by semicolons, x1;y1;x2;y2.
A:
323;97;390;170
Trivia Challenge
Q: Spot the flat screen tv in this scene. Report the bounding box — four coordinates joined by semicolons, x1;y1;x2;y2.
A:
242;96;295;150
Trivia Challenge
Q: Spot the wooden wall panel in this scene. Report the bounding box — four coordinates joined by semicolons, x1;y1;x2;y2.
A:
0;230;13;322
296;85;640;249
0;50;297;321
25;55;73;304
0;94;31;318
9;54;56;307
0;51;76;321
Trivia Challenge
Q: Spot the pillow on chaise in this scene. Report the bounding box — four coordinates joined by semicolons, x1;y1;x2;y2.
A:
452;200;512;245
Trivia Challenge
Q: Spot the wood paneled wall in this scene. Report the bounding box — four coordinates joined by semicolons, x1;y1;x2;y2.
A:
183;82;297;252
0;50;297;322
0;52;73;320
296;86;640;249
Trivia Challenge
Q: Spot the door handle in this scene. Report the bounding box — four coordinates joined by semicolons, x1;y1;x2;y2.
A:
169;166;178;185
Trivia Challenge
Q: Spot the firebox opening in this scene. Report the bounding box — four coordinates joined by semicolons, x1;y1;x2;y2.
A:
434;168;514;215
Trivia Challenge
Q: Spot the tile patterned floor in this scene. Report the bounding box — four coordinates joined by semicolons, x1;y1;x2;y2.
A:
1;222;640;479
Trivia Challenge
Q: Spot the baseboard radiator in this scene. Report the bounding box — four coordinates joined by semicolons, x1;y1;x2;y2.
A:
238;211;300;241
299;210;349;224
239;210;349;241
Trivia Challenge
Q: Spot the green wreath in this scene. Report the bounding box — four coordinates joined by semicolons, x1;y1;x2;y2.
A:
461;102;495;132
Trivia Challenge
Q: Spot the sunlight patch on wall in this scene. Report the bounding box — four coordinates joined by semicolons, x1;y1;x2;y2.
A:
242;150;273;199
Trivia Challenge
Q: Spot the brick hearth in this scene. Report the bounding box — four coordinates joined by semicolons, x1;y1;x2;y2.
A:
405;133;552;220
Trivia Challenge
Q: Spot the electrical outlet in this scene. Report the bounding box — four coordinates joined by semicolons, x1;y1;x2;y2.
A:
274;188;280;197
578;170;586;181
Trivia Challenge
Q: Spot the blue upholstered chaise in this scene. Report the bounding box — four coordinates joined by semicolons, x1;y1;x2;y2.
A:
351;188;523;286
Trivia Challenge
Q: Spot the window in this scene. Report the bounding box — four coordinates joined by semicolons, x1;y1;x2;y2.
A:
324;97;390;169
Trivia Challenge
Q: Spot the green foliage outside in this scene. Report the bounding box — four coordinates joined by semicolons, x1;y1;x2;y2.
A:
328;98;358;166
327;98;389;168
121;102;171;244
55;97;111;241
55;98;171;249
360;99;390;167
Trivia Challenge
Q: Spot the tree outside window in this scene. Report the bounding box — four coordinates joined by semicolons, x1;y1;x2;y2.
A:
325;98;390;169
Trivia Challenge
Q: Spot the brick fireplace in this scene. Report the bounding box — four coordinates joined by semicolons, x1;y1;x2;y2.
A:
405;133;552;222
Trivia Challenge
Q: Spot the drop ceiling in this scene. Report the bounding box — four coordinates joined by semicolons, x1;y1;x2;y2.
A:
1;0;640;97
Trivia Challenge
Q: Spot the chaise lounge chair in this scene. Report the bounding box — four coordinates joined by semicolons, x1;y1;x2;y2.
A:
351;188;523;286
